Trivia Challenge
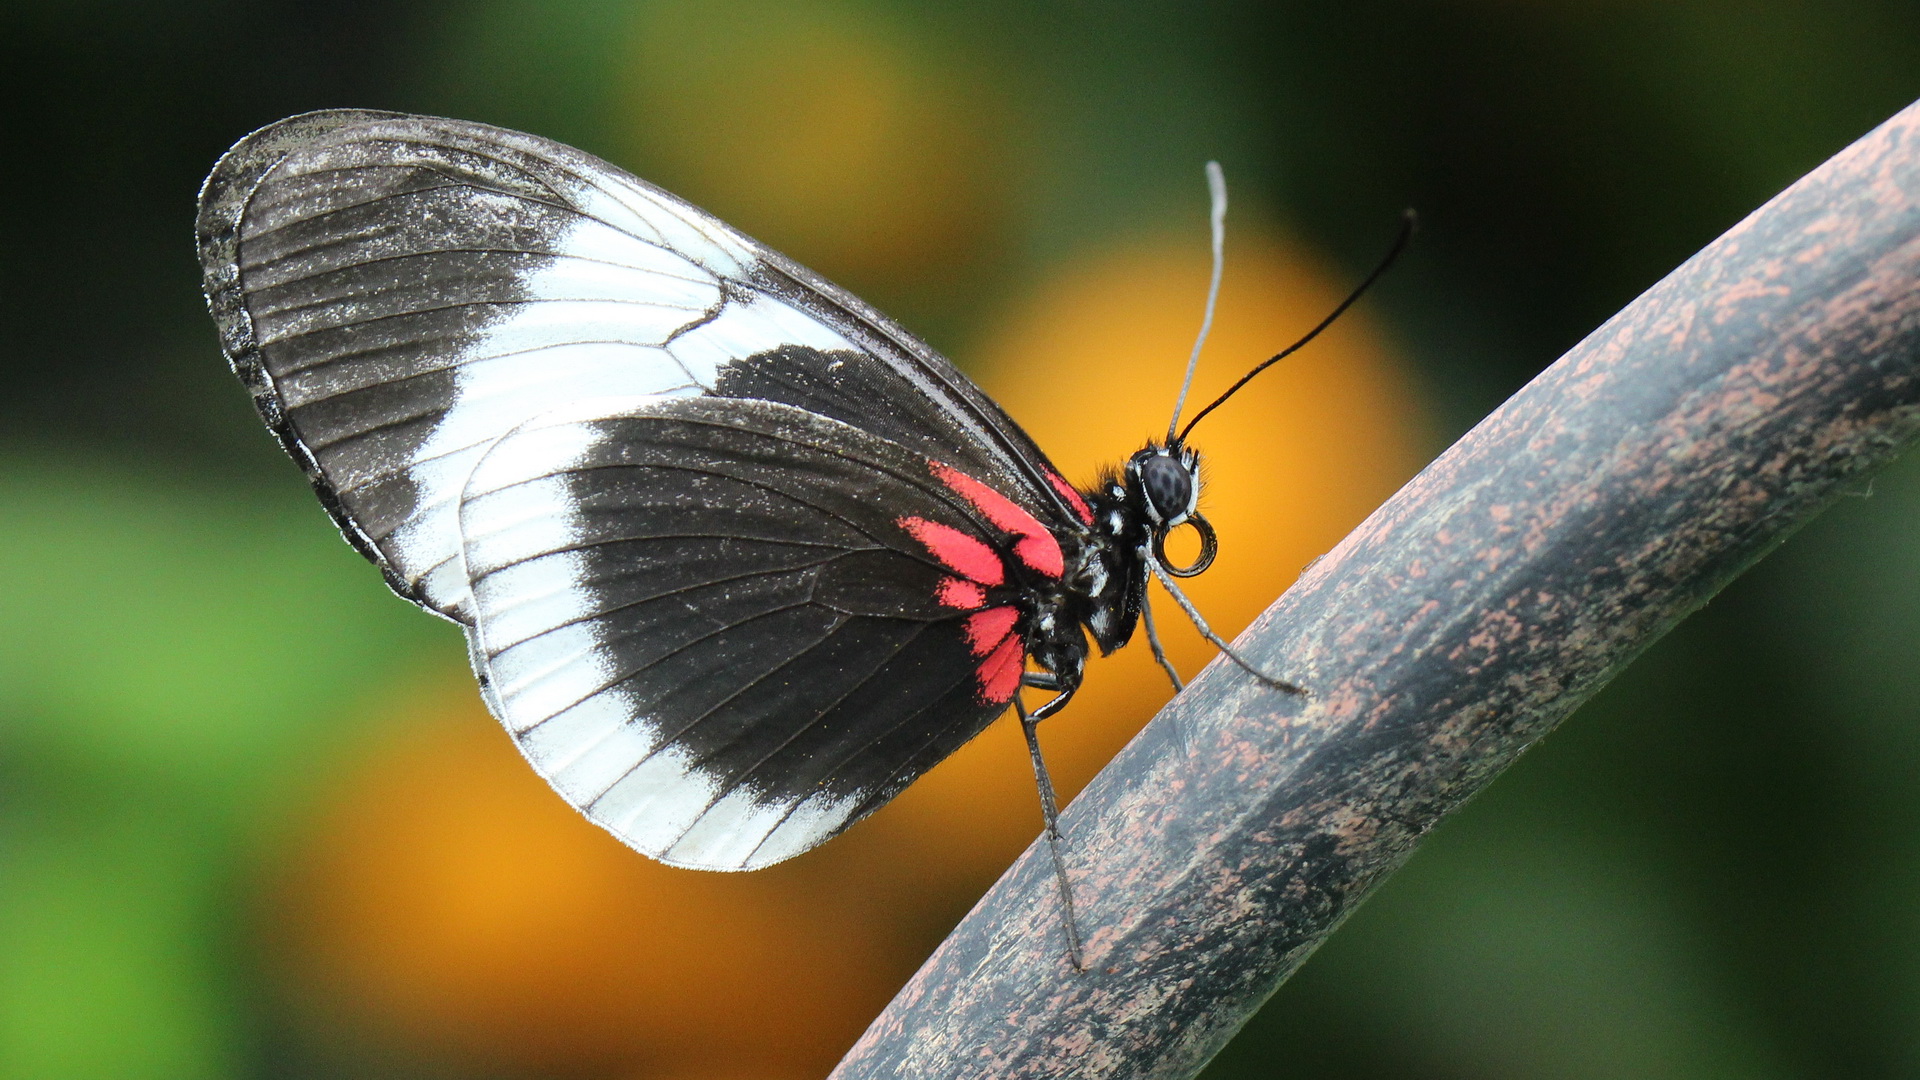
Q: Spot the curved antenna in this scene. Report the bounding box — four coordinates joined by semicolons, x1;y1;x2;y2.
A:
1177;208;1417;445
1165;161;1230;444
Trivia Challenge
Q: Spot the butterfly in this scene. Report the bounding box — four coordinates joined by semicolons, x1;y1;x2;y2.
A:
197;110;1402;963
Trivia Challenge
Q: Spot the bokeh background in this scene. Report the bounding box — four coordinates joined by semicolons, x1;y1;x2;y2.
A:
4;1;1920;1077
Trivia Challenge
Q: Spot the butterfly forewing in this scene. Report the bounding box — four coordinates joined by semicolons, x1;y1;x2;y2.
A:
198;110;1078;621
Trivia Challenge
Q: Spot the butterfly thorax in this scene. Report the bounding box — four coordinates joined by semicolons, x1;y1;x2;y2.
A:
1027;440;1205;690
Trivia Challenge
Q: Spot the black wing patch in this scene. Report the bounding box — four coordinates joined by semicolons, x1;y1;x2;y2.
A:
460;396;1037;869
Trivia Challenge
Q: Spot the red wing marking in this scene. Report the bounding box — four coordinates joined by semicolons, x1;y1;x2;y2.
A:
1046;470;1096;526
976;634;1025;704
962;606;1020;655
935;576;988;610
1012;535;1065;580
898;516;1005;586
929;463;1065;579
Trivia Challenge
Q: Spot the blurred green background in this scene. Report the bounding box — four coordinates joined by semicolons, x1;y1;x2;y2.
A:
5;1;1920;1078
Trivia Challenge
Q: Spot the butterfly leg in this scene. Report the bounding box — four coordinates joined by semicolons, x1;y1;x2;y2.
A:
1019;670;1080;721
1016;691;1085;971
1139;589;1193;757
1140;589;1186;694
1148;556;1306;695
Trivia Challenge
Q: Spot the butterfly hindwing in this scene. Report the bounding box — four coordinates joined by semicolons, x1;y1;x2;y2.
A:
459;395;1036;869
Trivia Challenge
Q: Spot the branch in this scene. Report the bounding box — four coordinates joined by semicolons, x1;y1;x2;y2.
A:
831;99;1920;1079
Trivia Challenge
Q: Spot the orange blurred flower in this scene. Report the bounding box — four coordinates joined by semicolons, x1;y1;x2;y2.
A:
614;0;1015;293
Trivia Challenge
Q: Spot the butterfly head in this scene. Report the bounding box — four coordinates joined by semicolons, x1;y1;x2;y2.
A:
1124;441;1216;578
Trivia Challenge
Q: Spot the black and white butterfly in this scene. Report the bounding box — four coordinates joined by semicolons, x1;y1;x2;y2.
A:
198;110;1398;959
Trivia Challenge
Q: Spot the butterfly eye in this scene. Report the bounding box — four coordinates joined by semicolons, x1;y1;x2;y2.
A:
1152;513;1217;578
1138;453;1195;525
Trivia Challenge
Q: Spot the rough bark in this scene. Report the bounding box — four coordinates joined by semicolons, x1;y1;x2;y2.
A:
831;98;1920;1080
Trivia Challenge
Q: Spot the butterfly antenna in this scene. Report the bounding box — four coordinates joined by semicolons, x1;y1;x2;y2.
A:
1148;557;1305;696
1177;208;1416;444
1165;161;1230;445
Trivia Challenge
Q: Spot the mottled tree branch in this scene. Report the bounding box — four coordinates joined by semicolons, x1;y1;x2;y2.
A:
831;98;1920;1079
